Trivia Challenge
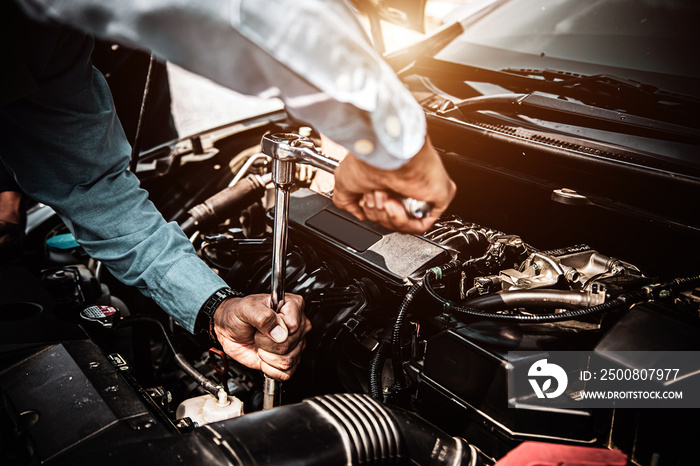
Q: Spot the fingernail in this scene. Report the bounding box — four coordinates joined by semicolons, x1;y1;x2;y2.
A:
271;325;287;342
365;195;375;209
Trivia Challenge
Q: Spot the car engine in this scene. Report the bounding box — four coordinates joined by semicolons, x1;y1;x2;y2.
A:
1;111;699;466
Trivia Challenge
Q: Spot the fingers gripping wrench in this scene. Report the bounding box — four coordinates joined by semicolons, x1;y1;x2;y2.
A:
260;133;432;409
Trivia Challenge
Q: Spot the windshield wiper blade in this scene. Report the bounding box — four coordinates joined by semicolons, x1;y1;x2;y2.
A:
406;58;699;128
455;93;700;145
503;68;700;127
406;57;541;90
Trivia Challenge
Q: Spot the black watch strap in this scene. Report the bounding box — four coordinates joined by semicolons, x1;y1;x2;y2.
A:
196;287;243;335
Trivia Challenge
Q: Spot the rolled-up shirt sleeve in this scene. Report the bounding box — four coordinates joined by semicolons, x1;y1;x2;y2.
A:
18;0;427;169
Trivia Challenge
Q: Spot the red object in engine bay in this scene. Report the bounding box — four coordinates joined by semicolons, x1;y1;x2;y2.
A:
495;441;628;466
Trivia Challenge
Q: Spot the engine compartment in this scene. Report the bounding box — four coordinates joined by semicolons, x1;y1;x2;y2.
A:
1;113;699;465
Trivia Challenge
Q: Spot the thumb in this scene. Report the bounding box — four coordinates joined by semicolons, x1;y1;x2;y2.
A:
269;315;289;343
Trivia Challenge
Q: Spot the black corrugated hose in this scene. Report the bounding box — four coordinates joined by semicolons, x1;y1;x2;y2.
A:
386;262;463;395
369;339;391;401
374;265;700;401
390;281;425;393
425;271;700;323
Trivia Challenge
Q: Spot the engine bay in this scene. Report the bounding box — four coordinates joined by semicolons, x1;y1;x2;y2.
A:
1;112;699;466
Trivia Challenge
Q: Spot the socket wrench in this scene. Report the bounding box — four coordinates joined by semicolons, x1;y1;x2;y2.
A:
261;132;433;409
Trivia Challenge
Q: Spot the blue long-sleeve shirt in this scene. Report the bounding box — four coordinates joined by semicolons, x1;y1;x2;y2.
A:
0;13;226;331
1;0;427;331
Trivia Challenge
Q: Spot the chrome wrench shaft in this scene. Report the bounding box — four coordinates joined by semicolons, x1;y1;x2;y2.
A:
262;141;297;410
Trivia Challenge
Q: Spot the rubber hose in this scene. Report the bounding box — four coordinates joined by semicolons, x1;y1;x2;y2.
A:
446;274;700;323
182;174;265;235
206;393;475;465
463;289;606;311
180;217;196;236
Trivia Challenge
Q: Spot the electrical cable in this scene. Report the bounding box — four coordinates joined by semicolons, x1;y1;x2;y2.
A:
119;315;224;396
452;297;629;323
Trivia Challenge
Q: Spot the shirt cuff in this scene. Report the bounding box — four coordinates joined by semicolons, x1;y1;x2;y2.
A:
150;253;229;333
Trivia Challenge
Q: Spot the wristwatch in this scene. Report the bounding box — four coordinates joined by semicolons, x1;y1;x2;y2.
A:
195;287;243;341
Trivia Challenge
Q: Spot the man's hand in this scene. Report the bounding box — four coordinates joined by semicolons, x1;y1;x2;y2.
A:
212;293;311;381
333;137;456;234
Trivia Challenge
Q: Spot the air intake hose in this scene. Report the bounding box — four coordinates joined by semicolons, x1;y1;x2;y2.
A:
181;174;267;235
203;393;477;465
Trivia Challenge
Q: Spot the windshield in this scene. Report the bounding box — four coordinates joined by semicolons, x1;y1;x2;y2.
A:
436;0;700;95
